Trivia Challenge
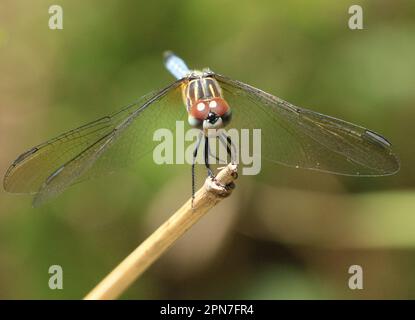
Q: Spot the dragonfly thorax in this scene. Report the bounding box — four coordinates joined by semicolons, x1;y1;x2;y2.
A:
183;76;232;132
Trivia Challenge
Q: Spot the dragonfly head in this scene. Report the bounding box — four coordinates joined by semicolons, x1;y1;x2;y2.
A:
188;98;232;132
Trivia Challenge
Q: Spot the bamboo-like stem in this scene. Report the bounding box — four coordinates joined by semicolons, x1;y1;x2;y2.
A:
84;163;238;300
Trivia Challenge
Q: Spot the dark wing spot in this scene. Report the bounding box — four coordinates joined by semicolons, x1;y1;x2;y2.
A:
13;147;39;165
364;130;392;148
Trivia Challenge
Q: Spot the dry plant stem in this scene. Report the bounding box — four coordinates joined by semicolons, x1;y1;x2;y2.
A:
84;163;238;300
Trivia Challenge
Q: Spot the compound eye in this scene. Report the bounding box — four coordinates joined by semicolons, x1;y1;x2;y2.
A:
208;98;230;117
190;101;209;120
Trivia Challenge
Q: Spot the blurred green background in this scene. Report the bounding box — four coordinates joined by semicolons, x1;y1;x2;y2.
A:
1;0;415;299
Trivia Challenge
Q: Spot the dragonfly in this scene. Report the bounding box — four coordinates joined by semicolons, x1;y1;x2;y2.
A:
3;51;400;206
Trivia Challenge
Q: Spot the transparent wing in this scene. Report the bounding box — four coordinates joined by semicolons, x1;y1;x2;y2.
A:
215;74;400;176
3;80;185;205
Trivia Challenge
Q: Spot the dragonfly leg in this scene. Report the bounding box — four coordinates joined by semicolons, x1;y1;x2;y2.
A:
218;133;239;181
219;133;237;164
204;136;214;178
191;132;203;208
209;142;226;164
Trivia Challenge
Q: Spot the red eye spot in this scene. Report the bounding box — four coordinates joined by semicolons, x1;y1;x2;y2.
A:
207;98;229;116
190;101;209;120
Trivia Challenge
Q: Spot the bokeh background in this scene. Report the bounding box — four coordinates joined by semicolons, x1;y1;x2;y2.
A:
1;0;415;299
